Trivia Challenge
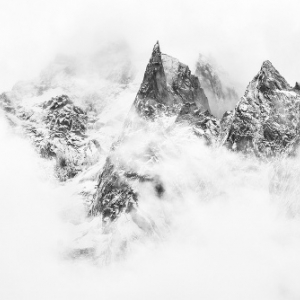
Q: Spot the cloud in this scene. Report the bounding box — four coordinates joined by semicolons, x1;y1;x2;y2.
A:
1;2;300;299
0;0;299;92
1;113;300;299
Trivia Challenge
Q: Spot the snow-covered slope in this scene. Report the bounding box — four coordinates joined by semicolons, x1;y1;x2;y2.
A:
2;41;300;268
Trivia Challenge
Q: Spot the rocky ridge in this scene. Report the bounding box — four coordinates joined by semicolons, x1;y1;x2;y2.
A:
90;51;300;222
1;41;300;226
90;42;214;220
133;42;210;119
224;60;300;157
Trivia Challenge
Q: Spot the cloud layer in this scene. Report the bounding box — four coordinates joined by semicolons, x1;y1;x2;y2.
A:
0;0;299;93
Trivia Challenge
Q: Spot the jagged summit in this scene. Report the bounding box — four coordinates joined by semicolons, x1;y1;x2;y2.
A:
90;42;212;220
3;39;300;251
133;41;170;117
133;42;211;118
261;60;275;69
224;60;300;156
248;60;291;95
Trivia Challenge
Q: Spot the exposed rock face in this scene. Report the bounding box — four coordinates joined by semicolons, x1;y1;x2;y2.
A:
39;95;89;180
90;42;212;220
134;42;210;119
43;95;87;138
5;93;100;181
4;39;300;227
195;54;240;118
175;103;219;144
224;61;300;156
133;42;171;118
218;110;234;143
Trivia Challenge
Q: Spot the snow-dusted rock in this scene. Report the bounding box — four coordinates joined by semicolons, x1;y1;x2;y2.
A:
224;61;300;157
21;95;91;180
90;42;212;220
133;42;210;119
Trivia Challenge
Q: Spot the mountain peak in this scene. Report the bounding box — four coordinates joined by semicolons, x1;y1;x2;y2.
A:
90;42;212;220
133;42;211;118
153;41;160;52
226;58;300;156
261;60;274;70
149;41;161;63
249;60;291;92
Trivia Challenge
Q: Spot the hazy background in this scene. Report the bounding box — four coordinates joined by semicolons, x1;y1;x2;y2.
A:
0;0;299;93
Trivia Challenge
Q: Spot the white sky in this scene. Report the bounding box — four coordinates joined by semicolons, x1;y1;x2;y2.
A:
0;0;299;91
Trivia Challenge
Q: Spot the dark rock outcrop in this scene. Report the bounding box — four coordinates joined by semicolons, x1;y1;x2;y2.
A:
134;42;210;119
17;95;100;181
224;61;300;156
219;110;234;144
43;95;87;138
175;103;219;144
90;42;212;220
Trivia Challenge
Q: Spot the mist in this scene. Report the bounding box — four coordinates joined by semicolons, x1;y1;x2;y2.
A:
1;110;300;299
1;1;300;299
1;0;299;93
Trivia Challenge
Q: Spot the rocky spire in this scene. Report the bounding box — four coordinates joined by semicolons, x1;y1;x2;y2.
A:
224;60;300;156
133;41;211;119
133;41;171;117
247;60;291;96
152;41;161;59
90;42;212;221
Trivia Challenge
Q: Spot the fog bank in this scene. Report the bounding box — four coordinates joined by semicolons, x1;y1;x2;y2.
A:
0;0;299;93
1;116;300;299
